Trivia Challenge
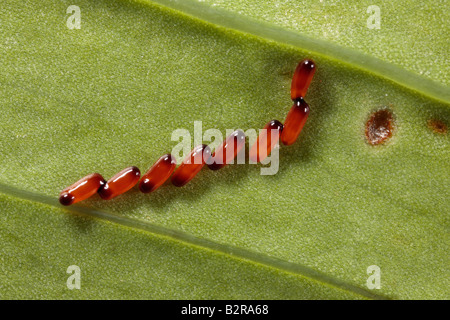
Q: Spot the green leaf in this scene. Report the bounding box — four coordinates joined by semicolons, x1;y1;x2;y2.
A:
166;0;449;89
0;0;448;299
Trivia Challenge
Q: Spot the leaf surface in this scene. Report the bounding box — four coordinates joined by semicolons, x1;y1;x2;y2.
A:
0;0;448;299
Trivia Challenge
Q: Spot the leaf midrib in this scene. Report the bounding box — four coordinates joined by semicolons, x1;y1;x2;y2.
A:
0;182;389;300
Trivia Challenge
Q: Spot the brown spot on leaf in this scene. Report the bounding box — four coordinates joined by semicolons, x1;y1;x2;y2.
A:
427;119;447;134
365;109;394;145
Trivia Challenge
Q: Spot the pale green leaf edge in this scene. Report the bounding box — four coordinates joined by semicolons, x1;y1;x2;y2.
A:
146;0;450;104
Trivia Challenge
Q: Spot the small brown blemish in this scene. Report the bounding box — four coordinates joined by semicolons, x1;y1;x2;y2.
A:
427;119;447;134
365;109;394;145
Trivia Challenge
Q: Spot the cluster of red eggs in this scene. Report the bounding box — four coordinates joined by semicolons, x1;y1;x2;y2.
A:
59;59;316;206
